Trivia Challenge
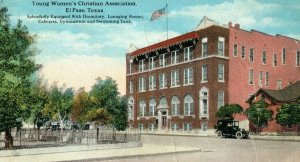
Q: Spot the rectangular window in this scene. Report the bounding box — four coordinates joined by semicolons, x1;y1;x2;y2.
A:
297;51;300;67
139;77;146;92
265;72;269;87
249;69;253;85
129;63;133;74
218;64;224;82
149;56;156;70
241;46;245;58
259;71;263;87
201;123;208;131
218;37;225;56
149;75;156;90
249;48;254;63
159;54;166;67
233;44;238;57
184;46;193;61
203;99;208;115
184;68;193;85
202;38;208;57
273;54;277;66
171;70;179;87
282;48;286;64
217;91;224;109
277;80;282;90
262;51;266;64
183;123;192;131
172;123;179;131
129;81;133;93
138;124;144;131
159;73;167;88
171;50;179;64
202;65;208;82
139;60;145;72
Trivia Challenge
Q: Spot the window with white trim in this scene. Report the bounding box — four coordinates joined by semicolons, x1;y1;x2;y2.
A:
183;123;192;131
218;64;224;82
202;65;207;82
233;44;238;57
172;123;179;131
249;69;253;85
277;80;282;90
139;60;145;72
129;63;133;74
139;100;146;117
217;91;224;109
249;48;254;63
138;123;144;131
149;98;156;117
265;72;269;87
202;38;208;58
282;48;286;64
171;70;180;87
201;123;208;131
259;71;263;87
149;75;156;90
148;123;156;131
128;97;134;120
218;37;225;56
159;54;167;67
138;77;146;92
184;46;193;61
159;97;168;109
262;50;266;64
199;87;209;118
184;68;193;85
297;51;300;67
184;94;194;116
129;81;133;93
149;56;156;70
171;50;179;64
241;46;245;58
159;73;167;89
273;54;277;66
171;96;180;116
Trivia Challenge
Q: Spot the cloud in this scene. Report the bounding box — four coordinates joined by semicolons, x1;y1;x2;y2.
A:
39;55;126;94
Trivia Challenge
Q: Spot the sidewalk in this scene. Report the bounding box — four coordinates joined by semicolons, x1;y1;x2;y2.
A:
0;143;201;162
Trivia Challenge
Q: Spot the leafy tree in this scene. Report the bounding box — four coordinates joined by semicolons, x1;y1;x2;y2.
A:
276;102;300;131
216;104;243;119
43;83;74;128
0;7;40;149
245;100;273;133
71;87;93;124
89;77;127;130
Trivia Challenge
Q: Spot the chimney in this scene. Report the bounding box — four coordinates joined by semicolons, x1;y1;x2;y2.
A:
228;22;232;27
234;24;240;29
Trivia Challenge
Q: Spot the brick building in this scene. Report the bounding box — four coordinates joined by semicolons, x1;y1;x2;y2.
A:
125;17;300;133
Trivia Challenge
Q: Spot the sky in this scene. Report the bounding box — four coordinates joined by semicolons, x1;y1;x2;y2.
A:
2;0;300;94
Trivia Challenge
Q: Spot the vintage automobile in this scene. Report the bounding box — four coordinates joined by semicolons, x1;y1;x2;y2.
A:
215;119;249;139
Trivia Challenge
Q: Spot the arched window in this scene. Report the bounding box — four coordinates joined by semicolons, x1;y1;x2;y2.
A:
149;98;156;116
199;87;209;118
171;96;180;116
128;96;134;120
139;100;146;117
184;94;194;115
158;97;168;109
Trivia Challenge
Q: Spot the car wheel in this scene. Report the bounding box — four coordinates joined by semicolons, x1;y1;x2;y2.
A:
236;131;243;139
216;131;223;138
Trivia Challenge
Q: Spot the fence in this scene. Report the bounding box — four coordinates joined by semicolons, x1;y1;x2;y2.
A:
0;128;141;150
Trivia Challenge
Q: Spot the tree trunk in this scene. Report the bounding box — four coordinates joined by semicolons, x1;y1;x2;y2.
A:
96;127;99;143
4;129;13;149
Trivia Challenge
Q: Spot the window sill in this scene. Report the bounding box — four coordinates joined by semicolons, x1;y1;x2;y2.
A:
184;115;195;118
149;89;156;91
183;83;193;86
218;80;225;83
201;81;208;83
170;85;180;88
160;87;167;90
139;90;146;93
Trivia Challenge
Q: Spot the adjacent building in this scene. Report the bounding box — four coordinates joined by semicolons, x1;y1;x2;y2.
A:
126;17;300;133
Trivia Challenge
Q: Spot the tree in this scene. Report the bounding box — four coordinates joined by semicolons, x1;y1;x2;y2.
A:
276;102;300;131
89;77;127;130
71;87;93;124
0;7;40;149
245;100;273;133
216;104;243;119
43;83;74;128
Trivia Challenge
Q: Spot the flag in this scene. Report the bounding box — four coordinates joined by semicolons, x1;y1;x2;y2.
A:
150;7;166;21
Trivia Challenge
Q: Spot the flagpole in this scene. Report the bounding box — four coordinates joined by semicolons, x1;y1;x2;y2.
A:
166;4;168;40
